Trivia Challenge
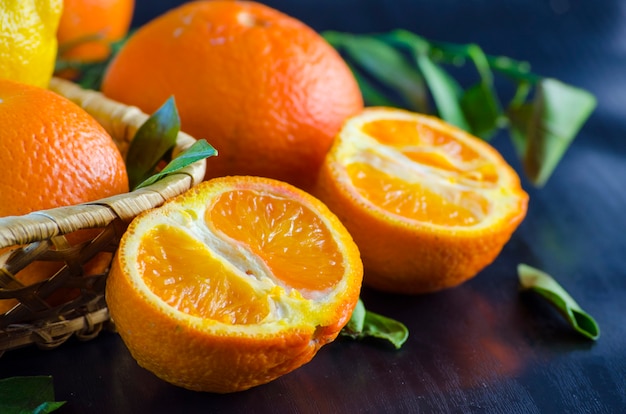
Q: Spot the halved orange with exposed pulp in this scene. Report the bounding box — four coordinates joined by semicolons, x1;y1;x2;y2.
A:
314;107;528;294
105;176;363;393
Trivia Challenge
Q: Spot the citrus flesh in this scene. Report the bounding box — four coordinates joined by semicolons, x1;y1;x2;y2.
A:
106;176;363;393
314;107;529;294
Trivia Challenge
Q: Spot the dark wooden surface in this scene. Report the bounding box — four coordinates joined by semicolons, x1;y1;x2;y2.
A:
2;1;626;412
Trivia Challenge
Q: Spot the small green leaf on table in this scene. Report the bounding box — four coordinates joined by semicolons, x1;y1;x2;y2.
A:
340;299;409;349
126;96;181;190
0;376;65;414
518;263;600;340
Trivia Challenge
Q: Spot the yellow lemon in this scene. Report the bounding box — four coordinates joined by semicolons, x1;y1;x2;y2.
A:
0;0;63;88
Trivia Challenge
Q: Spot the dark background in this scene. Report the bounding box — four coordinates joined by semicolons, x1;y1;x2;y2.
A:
3;1;626;413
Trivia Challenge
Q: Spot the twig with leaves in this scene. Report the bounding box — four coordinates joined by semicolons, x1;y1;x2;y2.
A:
323;29;597;186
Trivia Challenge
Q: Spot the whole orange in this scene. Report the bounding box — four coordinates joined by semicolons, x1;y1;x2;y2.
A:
57;0;135;63
0;79;128;216
101;0;363;191
0;78;129;314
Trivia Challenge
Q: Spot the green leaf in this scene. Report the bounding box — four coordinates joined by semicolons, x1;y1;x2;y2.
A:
325;31;429;112
346;62;398;107
55;33;132;91
487;55;538;84
508;80;534;109
518;264;600;340
460;81;503;140
428;42;503;139
135;139;217;189
431;41;537;84
361;309;410;350
385;30;470;129
415;52;470;130
340;299;409;349
432;42;494;83
344;297;367;334
520;78;597;186
323;29;597;187
0;376;65;414
507;102;534;158
126;96;181;190
325;32;409;108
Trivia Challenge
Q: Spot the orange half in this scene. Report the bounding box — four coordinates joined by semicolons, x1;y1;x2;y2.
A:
106;176;363;393
314;107;528;293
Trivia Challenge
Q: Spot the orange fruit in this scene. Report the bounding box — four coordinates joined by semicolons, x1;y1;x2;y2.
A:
313;107;528;294
0;79;128;215
100;0;363;191
56;0;135;64
0;78;129;314
105;176;363;393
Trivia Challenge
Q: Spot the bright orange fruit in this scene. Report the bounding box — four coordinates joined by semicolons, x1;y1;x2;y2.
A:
0;79;128;216
101;0;363;191
105;176;363;393
0;78;129;314
314;107;529;294
56;0;135;64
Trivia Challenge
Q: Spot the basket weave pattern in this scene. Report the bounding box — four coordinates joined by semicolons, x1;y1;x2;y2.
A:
0;78;206;355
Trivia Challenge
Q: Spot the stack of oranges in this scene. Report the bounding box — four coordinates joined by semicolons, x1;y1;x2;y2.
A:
1;0;528;394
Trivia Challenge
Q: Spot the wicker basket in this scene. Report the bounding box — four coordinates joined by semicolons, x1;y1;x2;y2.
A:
0;77;207;356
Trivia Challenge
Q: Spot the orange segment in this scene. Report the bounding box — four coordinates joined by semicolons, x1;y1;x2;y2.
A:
138;224;269;325
208;189;345;293
106;176;363;393
346;162;490;226
314;107;528;294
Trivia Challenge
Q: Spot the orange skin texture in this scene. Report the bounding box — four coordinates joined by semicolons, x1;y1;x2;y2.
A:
0;79;128;216
57;0;135;62
101;0;363;191
106;176;363;393
316;165;526;293
0;78;128;313
313;108;529;294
